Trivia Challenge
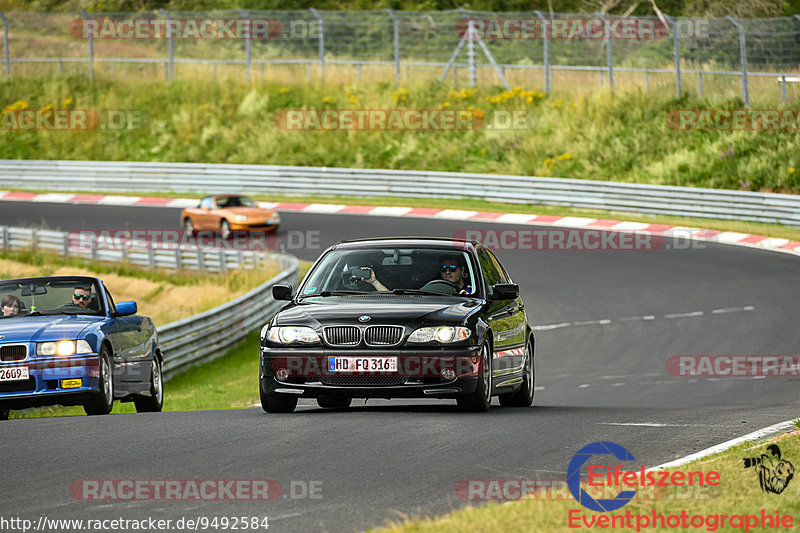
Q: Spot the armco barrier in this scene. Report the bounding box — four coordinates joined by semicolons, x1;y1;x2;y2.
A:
1;159;799;227
0;224;300;379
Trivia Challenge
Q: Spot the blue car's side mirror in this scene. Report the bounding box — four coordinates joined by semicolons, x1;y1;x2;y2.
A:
115;301;138;316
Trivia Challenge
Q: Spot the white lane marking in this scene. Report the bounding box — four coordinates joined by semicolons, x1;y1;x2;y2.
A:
578;384;590;388
599;422;670;427
612;383;626;387
572;319;611;326
711;306;755;314
497;213;537;224
534;386;545;391
553;216;596;227
32;193;75;203
532;322;573;331
257;201;280;208
664;311;703;319
758;238;790;248
434;209;478;219
610;221;650;231
715;232;752;243
649;420;797;471
369;206;413;217
167;198;200;208
303;203;348;213
98;195;141;205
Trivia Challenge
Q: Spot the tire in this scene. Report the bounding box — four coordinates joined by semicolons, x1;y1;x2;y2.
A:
499;341;534;407
134;358;163;413
0;408;9;420
457;342;492;412
220;219;232;240
317;396;351;409
260;381;297;413
183;218;195;235
84;347;114;416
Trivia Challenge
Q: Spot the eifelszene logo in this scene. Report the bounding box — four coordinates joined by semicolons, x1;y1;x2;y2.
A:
743;444;795;494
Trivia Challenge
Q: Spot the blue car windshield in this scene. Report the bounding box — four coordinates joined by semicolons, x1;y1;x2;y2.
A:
300;247;477;297
0;278;104;318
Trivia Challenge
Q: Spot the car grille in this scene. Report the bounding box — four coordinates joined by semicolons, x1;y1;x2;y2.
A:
0;377;35;393
319;375;408;387
364;326;403;346
0;344;27;362
323;326;360;346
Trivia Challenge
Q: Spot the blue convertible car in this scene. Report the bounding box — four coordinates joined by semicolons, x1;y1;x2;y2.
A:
0;276;163;419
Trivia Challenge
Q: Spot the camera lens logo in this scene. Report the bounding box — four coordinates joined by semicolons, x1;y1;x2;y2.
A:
743;444;795;495
567;441;637;512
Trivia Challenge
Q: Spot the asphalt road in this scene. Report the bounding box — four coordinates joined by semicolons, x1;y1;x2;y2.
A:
2;200;800;532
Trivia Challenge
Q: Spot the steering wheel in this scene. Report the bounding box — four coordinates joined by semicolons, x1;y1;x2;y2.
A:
419;279;460;295
58;303;88;312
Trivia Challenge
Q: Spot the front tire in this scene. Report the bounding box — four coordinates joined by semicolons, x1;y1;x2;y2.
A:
84;347;113;416
260;381;297;413
220;219;232;240
457;342;492;412
183;218;195;235
134;358;164;413
499;341;534;407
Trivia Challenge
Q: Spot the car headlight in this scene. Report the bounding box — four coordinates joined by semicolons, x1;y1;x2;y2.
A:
407;326;471;344
266;326;320;345
37;340;93;356
234;214;248;222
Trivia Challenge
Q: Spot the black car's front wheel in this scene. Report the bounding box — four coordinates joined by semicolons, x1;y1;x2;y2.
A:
457;342;492;412
134;358;164;413
84;347;114;416
260;381;298;413
499;340;534;407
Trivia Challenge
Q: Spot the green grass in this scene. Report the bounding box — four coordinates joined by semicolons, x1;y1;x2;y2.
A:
2;77;799;193
371;429;800;532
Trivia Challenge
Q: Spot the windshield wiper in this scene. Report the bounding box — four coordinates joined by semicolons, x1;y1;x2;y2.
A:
390;288;452;296
302;290;371;298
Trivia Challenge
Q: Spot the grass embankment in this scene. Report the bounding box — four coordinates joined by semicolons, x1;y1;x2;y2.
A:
1;249;293;419
2;77;799;193
372;428;800;532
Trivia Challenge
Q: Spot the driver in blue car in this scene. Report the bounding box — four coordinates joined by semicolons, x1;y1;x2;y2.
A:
438;255;471;295
72;286;94;309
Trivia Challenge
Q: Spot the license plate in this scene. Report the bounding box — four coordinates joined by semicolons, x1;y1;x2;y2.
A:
0;366;29;381
328;357;398;372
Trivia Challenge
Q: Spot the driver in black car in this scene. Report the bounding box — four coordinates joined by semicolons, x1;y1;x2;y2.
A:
438;255;471;295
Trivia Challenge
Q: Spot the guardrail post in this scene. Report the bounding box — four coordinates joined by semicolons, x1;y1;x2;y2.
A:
148;245;155;269
726;16;749;105
197;250;206;271
31;229;38;253
597;13;613;93
159;10;174;81
174;249;183;270
237;9;252;85
534;11;550;93
386;9;400;88
62;233;69;257
219;251;226;271
664;15;681;97
780;76;786;103
81;10;94;81
309;8;324;84
2;227;9;252
698;71;703;97
0;12;9;78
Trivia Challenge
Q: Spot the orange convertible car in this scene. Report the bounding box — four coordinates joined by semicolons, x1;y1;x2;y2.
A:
181;195;280;238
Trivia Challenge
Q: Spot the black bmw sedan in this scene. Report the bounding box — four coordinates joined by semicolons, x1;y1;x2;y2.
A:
259;237;534;413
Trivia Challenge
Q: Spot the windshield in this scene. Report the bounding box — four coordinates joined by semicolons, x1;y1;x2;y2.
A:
300;247;478;297
0;278;104;318
216;195;256;208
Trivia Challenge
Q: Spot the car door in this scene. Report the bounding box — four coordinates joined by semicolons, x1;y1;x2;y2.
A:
195;196;216;230
477;247;525;383
105;287;150;392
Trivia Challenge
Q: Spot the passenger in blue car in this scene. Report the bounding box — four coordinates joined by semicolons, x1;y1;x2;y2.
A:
1;294;21;317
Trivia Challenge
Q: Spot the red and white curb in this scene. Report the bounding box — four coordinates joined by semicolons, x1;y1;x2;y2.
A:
1;190;799;257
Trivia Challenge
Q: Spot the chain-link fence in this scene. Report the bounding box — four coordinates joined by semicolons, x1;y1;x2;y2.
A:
2;9;800;102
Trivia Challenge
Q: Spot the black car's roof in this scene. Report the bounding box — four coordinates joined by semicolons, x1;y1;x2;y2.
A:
332;237;478;251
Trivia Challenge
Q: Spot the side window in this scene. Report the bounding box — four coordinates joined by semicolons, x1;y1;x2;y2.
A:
104;288;116;314
477;249;503;288
486;250;510;283
199;197;214;209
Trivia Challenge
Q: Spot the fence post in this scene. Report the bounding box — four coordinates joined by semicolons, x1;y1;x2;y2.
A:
780;76;786;103
664;15;681;97
3;227;9;252
726;16;749;105
81;10;94;81
534;11;550;93
597;13;613;92
159;9;174;81
237;9;252;85
385;9;400;88
309;8;324;84
0;12;9;78
698;71;703;97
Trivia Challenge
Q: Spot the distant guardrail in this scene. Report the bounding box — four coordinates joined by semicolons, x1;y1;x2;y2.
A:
1;159;799;227
0;224;299;379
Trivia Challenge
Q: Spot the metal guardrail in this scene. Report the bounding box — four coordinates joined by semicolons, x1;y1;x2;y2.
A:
1;159;799;227
0;224;300;379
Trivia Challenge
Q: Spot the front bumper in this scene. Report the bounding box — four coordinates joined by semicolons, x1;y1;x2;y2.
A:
260;346;482;399
0;354;101;409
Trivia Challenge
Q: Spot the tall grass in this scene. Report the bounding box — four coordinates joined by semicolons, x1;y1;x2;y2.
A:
1;75;799;192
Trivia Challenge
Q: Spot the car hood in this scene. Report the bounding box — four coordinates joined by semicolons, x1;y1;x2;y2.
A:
275;296;481;328
222;207;275;217
0;315;103;343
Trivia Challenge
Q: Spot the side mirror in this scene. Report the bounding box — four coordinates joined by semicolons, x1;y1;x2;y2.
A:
115;300;138;316
490;283;519;301
272;284;293;301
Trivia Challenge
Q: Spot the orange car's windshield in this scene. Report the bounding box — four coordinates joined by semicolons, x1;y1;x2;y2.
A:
216;196;256;208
